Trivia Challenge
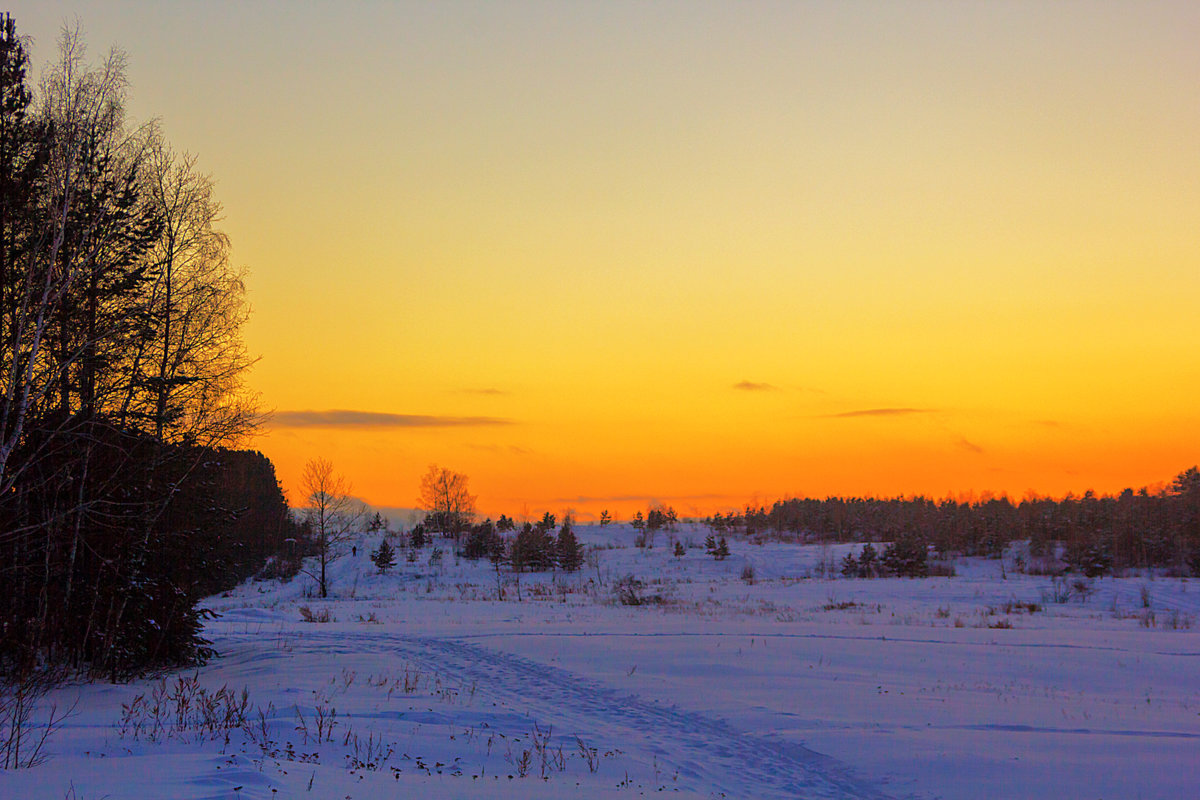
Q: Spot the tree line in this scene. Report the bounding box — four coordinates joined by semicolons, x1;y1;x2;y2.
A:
0;17;295;680
707;466;1200;576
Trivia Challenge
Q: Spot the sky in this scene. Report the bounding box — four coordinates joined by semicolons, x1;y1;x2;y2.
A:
8;1;1200;520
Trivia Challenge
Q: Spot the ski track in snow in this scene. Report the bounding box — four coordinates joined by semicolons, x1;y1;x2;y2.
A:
217;626;894;800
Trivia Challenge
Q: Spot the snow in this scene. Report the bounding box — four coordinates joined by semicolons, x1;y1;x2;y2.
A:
5;524;1199;799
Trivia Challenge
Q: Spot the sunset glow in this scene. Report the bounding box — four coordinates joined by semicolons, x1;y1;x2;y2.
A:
14;1;1199;519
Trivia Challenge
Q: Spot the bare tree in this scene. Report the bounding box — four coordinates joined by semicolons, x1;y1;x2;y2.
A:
123;138;261;448
300;458;363;598
418;464;476;542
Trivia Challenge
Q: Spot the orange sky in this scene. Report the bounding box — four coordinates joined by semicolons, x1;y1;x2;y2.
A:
12;2;1200;520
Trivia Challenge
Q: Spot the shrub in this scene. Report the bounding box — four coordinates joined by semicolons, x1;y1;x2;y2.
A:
1065;541;1113;577
1;668;72;769
927;558;957;577
299;606;332;623
613;575;646;606
256;552;303;583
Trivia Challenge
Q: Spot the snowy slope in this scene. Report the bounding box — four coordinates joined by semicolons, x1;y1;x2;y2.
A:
5;524;1199;799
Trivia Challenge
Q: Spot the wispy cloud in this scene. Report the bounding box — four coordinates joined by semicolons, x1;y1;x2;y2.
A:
551;492;739;504
957;437;984;454
733;380;778;392
461;388;508;397
271;410;513;429
826;407;933;418
467;443;533;456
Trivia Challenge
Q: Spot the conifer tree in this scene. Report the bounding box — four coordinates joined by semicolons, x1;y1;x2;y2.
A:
713;536;730;561
556;522;584;572
371;538;396;573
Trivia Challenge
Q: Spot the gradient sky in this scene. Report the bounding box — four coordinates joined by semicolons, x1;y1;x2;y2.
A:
10;1;1200;519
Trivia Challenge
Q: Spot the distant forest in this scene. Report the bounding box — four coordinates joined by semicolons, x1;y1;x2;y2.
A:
707;466;1200;576
0;17;298;680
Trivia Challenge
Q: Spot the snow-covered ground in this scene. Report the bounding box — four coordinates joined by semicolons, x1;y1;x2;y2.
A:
6;523;1200;799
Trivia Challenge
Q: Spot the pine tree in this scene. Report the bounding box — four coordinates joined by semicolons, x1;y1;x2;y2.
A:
709;535;730;561
371;538;396;573
556;523;584;572
881;535;928;577
714;536;730;561
410;525;427;549
673;541;686;558
858;542;878;578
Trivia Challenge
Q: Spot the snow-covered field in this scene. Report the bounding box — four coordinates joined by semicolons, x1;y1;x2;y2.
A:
7;524;1200;799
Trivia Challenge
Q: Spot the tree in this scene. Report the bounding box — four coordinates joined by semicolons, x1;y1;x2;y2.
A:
556;520;583;572
673;541;685;558
707;535;730;561
463;519;501;560
599;509;612;527
881;535;928;578
0;18;264;679
418;464;475;541
371;538;395;574
409;525;426;549
511;522;553;572
299;458;362;597
857;542;878;578
133;139;260;449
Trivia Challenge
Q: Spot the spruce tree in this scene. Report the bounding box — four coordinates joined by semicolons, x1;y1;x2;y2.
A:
371;538;396;573
556;523;583;572
712;536;730;561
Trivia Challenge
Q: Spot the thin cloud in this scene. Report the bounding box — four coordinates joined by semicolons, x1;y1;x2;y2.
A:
957;437;984;455
733;381;778;392
461;388;508;396
827;407;933;418
552;492;738;504
467;443;533;456
271;410;513;429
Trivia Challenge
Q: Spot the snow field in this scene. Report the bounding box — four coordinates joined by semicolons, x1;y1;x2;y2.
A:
5;523;1199;799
